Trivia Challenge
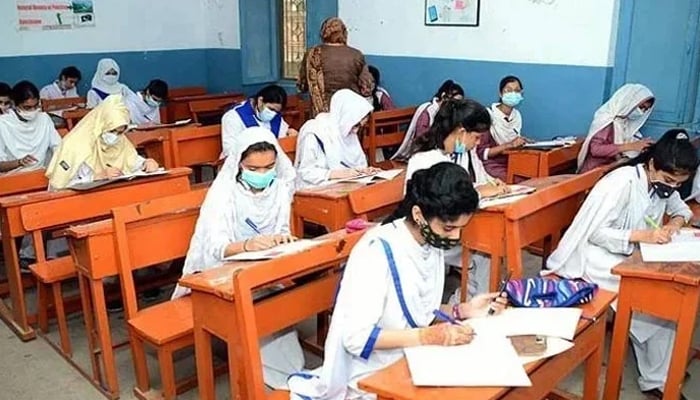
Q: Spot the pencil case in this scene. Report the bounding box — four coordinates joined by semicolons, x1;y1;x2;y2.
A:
345;218;370;233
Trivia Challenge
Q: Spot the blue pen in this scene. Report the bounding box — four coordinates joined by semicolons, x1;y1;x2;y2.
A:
432;309;460;326
245;218;261;234
340;161;352;168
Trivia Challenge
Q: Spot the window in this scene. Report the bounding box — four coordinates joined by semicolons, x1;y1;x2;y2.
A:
280;0;307;80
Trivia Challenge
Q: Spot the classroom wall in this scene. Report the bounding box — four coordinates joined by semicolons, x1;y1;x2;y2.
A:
0;0;243;94
340;0;621;138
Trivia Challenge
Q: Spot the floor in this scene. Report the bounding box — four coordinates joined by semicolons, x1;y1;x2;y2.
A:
0;252;698;400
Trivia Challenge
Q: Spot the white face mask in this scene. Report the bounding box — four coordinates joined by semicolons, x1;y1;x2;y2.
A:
145;95;161;108
103;74;118;85
17;109;40;122
101;131;120;146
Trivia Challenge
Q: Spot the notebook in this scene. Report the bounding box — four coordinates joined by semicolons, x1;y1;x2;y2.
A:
336;168;403;184
639;228;700;262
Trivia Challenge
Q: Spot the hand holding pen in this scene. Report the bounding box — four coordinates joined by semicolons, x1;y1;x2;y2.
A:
421;309;475;346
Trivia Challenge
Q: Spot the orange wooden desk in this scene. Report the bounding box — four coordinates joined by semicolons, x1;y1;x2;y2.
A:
0;169;48;197
460;170;603;300
292;175;404;237
359;289;616;400
178;230;354;400
604;254;700;400
505;140;583;183
165;93;243;123
0;168;191;341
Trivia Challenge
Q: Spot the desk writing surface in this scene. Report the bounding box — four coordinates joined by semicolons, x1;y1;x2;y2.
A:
612;252;700;286
481;175;572;213
296;173;407;200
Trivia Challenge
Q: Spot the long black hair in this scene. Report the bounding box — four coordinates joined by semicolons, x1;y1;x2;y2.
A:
255;84;288;108
433;80;464;100
411;98;491;156
10;81;40;105
386;162;479;224
618;128;698;175
369;65;382;111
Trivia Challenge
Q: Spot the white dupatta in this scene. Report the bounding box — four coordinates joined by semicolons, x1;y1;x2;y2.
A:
391;98;440;160
0;111;60;169
488;103;523;145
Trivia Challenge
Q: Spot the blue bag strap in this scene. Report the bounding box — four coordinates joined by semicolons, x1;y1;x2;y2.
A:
313;134;326;154
377;238;418;328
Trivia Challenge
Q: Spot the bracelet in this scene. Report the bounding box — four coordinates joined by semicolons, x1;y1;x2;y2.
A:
243;239;250;252
452;303;463;320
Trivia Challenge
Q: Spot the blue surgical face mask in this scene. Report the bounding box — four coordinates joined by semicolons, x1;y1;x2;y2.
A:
502;91;523;107
454;139;466;155
627;107;645;121
241;168;277;189
257;106;277;123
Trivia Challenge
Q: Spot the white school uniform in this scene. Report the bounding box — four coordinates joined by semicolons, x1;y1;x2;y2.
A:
123;90;161;125
171;127;299;389
0;111;61;170
220;100;290;159
405;149;493;299
545;164;689;391
40;81;79;100
289;219;444;400
391;98;440;160
295;89;373;189
87;58;130;108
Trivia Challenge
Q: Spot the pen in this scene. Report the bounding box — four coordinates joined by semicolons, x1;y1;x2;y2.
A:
644;215;660;229
245;218;261;234
340;161;352;168
580;315;597;322
433;309;460;325
488;271;512;316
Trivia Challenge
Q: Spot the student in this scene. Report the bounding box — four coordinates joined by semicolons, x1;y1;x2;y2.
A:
0;81;61;173
406;98;508;299
577;83;655;173
123;79;168;125
288;162;507;400
546;129;697;399
40;66;82;99
392;79;464;160
295;89;378;189
171;126;300;388
46;95;159;190
221;84;297;158
477;75;528;180
367;65;395;111
0;82;12;115
86;58;130;108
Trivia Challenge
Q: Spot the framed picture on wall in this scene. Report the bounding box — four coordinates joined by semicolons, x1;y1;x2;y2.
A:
425;0;480;27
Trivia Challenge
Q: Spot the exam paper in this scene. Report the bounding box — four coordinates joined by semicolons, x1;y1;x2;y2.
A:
336;168;403;184
467;308;583;341
223;239;326;261
640;228;700;262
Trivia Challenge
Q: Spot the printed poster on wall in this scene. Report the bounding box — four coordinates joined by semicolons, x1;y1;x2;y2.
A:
425;0;480;27
16;0;95;31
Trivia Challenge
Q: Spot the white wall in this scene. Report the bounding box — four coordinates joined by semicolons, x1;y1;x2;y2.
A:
0;0;242;57
340;0;619;67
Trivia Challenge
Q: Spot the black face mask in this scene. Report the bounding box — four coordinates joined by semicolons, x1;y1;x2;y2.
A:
419;223;461;250
651;181;675;199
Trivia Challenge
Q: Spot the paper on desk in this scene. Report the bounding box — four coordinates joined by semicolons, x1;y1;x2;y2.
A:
404;336;531;387
467;308;583;341
336;168;403;184
479;185;535;208
223;239;326;261
518;336;573;365
640;228;700;262
67;168;168;191
522;139;576;149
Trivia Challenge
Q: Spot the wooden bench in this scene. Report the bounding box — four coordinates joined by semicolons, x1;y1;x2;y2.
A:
168;86;207;99
179;230;363;399
0;169;48;197
166;92;242;123
168;125;222;182
62;107;91;130
188;94;246;125
283;95;310;131
41;96;87;113
363;107;417;169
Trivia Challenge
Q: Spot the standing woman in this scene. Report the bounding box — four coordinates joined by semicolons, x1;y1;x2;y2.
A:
289;162;507;400
547;129;697;398
577;83;655;173
86;58;131;108
0;81;61;172
171;126;301;389
295;89;378;189
477;76;528;180
46;95;159;190
297;17;374;117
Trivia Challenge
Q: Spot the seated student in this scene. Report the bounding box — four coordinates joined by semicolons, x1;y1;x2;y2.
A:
40;66;81;99
477;75;528;180
578;83;655;174
0;82;12;115
220;84;297;158
406;98;508;299
295;89;379;189
288;162;507;400
547;129;697;399
86;58;130;108
46;95;159;190
0;81;61;173
392;79;464;160
171;126;300;388
367;65;395;111
123;79;168;125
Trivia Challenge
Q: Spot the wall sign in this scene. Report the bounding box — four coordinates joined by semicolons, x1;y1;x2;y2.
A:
425;0;480;27
16;0;95;31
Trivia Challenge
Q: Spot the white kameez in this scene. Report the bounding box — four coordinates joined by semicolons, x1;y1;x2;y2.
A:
171;127;299;389
123;90;161;125
545;164;690;391
289;220;444;400
221;101;290;158
485;103;522;157
391;99;439;160
0;111;61;170
39;81;78;100
295;89;373;189
405;149;492;299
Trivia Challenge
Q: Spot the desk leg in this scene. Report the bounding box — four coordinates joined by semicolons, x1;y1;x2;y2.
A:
582;312;605;400
89;279;119;397
662;288;700;400
194;323;215;400
78;274;102;382
0;233;34;340
292;212;305;238
460;248;472;303
505;224;524;280
603;290;633;400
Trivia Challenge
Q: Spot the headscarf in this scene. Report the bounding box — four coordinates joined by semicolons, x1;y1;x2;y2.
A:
487;103;523;145
320;17;348;45
90;58;123;95
172;127;296;298
45;95;139;189
0;110;59;169
577;83;654;170
296;89;373;169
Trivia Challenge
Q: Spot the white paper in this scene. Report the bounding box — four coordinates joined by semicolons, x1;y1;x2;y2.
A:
175;118;192;125
336;168;403;184
522;140;576;148
479;185;535;208
640;228;700;262
404;336;532;387
518;337;573;365
467;308;583;341
223;239;325;261
120;168;168;180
